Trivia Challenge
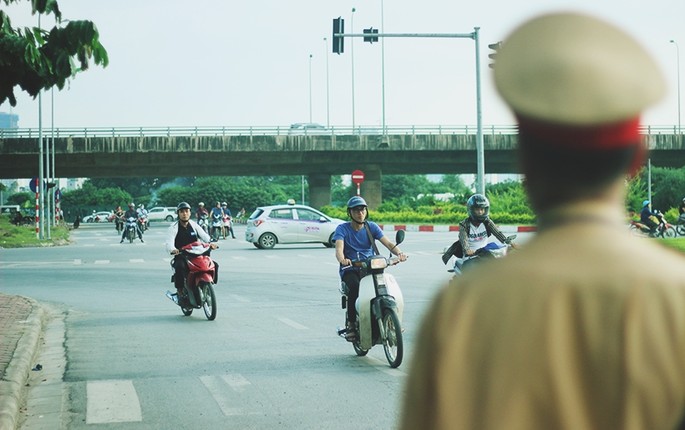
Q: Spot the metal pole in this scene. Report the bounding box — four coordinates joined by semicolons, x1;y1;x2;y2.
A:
351;7;356;133
670;40;681;134
380;0;387;140
37;14;44;239
51;88;56;227
324;37;330;128
648;158;652;203
474;27;485;195
308;54;313;123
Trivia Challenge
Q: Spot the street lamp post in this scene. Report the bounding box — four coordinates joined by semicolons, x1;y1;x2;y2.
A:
323;37;330;128
308;54;313;123
380;0;387;141
351;7;356;133
670;39;681;134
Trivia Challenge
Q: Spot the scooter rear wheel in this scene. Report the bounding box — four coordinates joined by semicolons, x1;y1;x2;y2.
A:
200;282;217;320
382;308;403;368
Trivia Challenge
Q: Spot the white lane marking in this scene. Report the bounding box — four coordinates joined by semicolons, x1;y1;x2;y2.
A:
130;259;145;263
231;256;248;260
226;294;250;303
94;260;110;264
221;374;251;393
200;375;244;416
277;317;308;330
86;380;142;424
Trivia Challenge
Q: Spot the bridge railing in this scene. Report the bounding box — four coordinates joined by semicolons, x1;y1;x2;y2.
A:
0;124;679;139
0;125;519;138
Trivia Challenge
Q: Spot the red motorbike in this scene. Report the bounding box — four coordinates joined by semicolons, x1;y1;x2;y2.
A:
166;241;218;320
629;211;676;238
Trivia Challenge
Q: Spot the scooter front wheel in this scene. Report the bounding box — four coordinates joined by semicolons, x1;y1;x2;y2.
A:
181;306;193;316
200;282;217;321
353;340;369;356
382;308;403;368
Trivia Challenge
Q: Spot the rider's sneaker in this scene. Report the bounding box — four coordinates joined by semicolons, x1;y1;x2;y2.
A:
120;240;124;243
140;238;144;243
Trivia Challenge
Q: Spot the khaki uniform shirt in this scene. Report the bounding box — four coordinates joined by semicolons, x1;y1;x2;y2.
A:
401;213;685;430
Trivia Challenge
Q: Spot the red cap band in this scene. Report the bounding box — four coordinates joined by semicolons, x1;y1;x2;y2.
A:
517;115;641;150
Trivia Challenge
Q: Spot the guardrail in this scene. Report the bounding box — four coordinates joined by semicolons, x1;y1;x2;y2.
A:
0;125;519;138
0;124;680;139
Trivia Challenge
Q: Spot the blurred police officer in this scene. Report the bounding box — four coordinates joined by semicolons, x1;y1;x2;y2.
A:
401;11;685;430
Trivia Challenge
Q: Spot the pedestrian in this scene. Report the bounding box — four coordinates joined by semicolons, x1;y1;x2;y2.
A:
400;11;685;430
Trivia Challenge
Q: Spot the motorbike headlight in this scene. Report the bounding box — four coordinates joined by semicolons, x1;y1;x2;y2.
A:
369;257;388;270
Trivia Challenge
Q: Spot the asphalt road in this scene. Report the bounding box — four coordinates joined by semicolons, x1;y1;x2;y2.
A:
0;222;532;429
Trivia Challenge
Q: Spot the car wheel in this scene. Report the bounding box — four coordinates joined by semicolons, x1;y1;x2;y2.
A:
258;233;277;249
323;233;335;248
165;215;174;222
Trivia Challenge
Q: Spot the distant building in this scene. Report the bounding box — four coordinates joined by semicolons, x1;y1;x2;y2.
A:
0;112;19;129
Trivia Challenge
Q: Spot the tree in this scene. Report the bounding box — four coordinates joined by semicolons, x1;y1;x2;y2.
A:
0;0;108;107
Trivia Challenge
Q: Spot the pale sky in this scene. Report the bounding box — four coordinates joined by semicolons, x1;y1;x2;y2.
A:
3;0;684;129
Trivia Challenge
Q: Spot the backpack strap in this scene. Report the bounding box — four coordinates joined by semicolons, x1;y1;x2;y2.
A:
364;222;380;255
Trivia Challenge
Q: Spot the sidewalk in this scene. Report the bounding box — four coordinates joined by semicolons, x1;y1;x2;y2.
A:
0;293;45;430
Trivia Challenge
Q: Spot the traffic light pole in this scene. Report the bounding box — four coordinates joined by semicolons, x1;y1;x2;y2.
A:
333;28;486;195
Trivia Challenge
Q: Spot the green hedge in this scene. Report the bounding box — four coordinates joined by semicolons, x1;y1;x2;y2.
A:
320;205;537;225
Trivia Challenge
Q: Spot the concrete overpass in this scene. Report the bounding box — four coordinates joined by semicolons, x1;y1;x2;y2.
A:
1;125;683;208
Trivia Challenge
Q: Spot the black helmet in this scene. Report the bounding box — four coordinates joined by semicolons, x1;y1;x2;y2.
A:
346;196;368;209
467;194;490;222
176;202;191;212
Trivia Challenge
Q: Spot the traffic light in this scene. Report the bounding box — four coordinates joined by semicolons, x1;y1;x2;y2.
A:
363;28;379;43
487;42;502;69
332;17;344;54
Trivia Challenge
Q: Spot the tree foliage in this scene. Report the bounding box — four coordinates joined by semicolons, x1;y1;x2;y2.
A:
0;0;108;106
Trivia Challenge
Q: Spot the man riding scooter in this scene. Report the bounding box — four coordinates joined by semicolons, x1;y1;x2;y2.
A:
333;196;407;341
165;202;218;302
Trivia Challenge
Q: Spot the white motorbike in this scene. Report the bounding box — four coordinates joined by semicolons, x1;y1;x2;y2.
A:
442;235;516;275
337;230;406;368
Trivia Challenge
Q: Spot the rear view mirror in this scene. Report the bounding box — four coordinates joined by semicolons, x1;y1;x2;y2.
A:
395;229;405;245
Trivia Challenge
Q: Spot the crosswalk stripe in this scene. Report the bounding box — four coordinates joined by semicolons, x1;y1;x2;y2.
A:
278;317;308;330
130;259;145;263
86;380;142;424
200;375;244;416
94;260;109;264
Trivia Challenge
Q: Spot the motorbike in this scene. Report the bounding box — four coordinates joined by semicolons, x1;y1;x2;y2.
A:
443;235;517;275
198;214;209;234
337;230;407;368
211;213;223;241
629;211;676;238
675;214;685;237
124;216;138;243
137;214;149;232
165;241;218;320
113;214;124;233
222;214;233;239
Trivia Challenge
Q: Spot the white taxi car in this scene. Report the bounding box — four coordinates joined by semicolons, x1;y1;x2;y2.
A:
245;202;344;249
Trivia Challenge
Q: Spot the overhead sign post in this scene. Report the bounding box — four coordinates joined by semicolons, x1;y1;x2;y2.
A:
351;169;365;195
328;23;486;194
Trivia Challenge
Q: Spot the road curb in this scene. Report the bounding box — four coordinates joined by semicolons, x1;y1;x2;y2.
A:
377;224;537;233
0;297;45;430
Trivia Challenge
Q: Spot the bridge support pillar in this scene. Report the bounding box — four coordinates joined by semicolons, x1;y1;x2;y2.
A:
308;174;331;210
359;165;382;210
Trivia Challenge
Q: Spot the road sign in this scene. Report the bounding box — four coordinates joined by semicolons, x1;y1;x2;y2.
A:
351;170;365;185
29;177;39;192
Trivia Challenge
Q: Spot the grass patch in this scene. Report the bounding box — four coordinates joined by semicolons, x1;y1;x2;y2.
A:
0;215;70;248
661;237;685;254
